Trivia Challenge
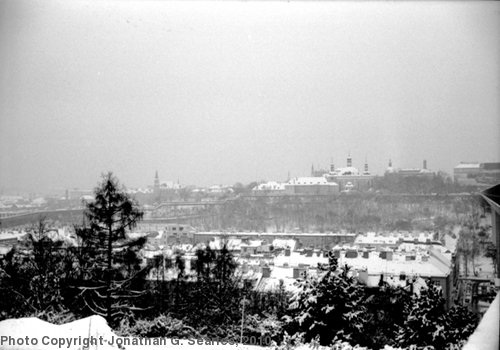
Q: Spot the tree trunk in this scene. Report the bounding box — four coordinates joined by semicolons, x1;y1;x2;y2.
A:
106;223;113;322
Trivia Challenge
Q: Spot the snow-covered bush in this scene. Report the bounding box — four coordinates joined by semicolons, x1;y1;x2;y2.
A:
117;314;198;338
284;256;366;346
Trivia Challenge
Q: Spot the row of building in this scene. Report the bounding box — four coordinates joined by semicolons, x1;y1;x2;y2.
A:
1;219;493;311
254;156;436;194
140;226;462;308
148;224;357;249
453;162;500;187
254;158;500;195
36;159;500;205
254;155;375;194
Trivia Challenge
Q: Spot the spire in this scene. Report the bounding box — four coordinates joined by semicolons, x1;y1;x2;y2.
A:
311;164;315;176
154;170;160;189
423;159;427;170
364;156;369;174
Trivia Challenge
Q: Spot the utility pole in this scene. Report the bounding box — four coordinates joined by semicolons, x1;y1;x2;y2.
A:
240;295;247;344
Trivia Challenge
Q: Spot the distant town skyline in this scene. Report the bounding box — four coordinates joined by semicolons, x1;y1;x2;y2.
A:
2;157;497;196
1;1;499;193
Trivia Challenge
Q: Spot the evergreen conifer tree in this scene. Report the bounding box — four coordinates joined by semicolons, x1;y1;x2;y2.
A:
75;172;147;325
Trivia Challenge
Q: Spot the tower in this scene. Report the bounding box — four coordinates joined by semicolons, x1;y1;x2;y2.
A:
154;171;160;189
389;159;392;168
364;157;369;174
347;153;352;168
423;159;427;170
154;171;161;202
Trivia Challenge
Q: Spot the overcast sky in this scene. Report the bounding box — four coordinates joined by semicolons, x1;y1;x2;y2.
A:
1;0;499;193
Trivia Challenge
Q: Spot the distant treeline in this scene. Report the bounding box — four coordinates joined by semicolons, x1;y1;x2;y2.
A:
189;192;486;233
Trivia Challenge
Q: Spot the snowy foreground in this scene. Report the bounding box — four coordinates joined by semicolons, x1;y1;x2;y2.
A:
0;316;264;350
1;299;499;350
0;315;399;350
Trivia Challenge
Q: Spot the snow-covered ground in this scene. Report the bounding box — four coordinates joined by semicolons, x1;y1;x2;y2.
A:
0;316;263;350
0;316;117;350
2;306;498;350
0;313;402;350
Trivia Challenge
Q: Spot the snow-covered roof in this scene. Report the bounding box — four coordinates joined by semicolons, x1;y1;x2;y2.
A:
272;247;451;279
287;177;337;185
160;181;182;189
355;231;435;246
195;231;356;237
355;234;400;245
127;188;153;194
0;246;12;255
127;232;150;240
275;251;326;268
254;181;286;191
241;240;264;248
272;239;296;250
337;250;450;278
31;197;47;205
398;168;424;173
333;166;360;176
0;231;27;241
455;162;481;169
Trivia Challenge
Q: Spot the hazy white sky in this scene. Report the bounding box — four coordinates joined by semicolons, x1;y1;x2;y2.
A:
1;0;499;193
